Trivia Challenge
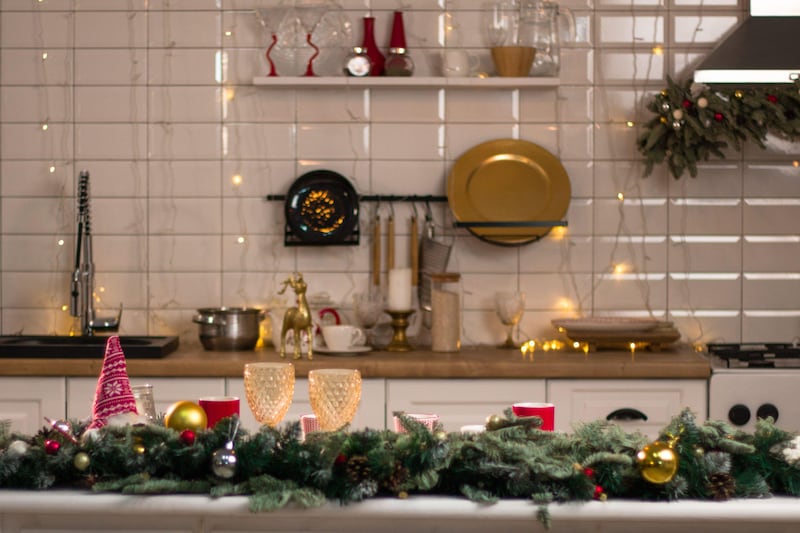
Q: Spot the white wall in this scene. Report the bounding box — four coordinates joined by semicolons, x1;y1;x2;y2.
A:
1;0;798;350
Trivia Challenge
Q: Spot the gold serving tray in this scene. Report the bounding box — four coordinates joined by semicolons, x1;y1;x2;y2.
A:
447;139;571;245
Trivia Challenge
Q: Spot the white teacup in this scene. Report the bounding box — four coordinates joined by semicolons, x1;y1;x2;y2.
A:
442;49;480;77
321;324;367;351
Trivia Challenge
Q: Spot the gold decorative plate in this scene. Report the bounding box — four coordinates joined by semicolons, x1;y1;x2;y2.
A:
447;139;571;245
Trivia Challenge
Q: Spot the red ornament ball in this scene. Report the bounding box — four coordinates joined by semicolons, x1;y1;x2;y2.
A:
335;453;347;466
583;467;595;478
767;94;778;103
593;485;605;500
180;429;196;446
44;439;61;455
714;112;724;122
681;99;691;109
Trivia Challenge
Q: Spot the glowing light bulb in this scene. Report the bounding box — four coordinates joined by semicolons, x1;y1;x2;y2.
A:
237;236;245;244
61;304;69;312
652;46;663;55
41;52;48;60
57;239;64;246
224;88;235;101
793;161;799;168
613;263;628;275
572;341;580;349
41;123;48;131
224;31;233;37
617;192;624;201
626;121;634;128
49;165;56;173
629;342;636;354
551;225;567;239
98;286;105;293
231;174;243;186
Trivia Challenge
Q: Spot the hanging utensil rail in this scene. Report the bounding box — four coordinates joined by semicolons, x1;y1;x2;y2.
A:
266;194;566;229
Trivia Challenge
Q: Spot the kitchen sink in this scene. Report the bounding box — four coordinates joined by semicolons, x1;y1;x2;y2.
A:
0;335;180;359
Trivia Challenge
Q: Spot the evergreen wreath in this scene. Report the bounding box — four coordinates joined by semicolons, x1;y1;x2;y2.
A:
3;408;800;527
638;78;800;179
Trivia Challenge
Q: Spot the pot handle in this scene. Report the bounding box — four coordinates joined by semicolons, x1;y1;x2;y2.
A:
193;314;227;326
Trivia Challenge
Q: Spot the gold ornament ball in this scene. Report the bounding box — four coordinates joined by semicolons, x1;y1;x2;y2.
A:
485;414;503;431
636;440;679;484
165;400;207;432
73;451;90;471
734;90;743;98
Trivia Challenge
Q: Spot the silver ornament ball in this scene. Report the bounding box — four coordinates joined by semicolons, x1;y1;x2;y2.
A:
211;446;237;479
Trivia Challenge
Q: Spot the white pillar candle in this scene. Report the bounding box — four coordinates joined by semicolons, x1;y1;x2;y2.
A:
387;268;412;311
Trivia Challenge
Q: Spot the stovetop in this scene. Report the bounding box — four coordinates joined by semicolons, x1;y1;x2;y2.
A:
707;342;800;369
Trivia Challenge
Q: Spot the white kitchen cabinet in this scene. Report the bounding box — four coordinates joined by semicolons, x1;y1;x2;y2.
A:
66;377;226;423
386;379;547;432
0;377;65;434
547;379;707;439
227;378;386;433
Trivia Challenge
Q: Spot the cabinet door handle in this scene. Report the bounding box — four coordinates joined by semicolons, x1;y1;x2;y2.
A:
606;408;648;422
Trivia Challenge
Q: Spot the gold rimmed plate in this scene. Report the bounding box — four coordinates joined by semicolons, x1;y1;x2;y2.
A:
447;139;571;245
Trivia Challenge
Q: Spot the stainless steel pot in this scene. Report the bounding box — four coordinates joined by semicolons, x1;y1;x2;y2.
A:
193;307;266;351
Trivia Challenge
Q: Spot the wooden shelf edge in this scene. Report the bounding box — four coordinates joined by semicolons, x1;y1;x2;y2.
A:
252;76;560;89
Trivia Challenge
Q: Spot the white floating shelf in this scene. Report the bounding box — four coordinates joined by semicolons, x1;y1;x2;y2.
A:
252;76;560;88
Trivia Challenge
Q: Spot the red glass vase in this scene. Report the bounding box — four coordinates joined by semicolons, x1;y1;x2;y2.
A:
389;11;407;49
361;16;385;76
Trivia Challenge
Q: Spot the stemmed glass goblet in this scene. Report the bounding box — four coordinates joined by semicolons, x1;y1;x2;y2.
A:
495;291;526;349
352;290;384;345
295;0;328;76
308;368;362;431
244;362;295;427
255;7;288;77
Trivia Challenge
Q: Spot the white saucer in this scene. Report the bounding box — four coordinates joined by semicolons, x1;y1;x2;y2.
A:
315;345;371;355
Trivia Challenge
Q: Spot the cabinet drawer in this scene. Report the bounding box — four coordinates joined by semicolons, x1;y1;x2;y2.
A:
547;379;707;439
387;379;546;432
0;377;65;434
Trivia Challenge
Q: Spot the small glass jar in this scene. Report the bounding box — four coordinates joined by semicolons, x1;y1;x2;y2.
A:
343;47;372;77
430;272;461;352
384;47;415;77
131;384;157;422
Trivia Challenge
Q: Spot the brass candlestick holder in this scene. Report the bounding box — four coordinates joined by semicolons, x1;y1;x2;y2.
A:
385;309;415;352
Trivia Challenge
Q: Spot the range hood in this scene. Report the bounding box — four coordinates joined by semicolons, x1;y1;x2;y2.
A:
693;0;800;85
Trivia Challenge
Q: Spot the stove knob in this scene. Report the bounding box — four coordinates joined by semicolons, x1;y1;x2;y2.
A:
728;404;751;426
756;403;779;423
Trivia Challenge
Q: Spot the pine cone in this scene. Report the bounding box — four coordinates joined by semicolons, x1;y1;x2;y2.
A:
380;461;409;494
346;455;371;484
708;472;736;501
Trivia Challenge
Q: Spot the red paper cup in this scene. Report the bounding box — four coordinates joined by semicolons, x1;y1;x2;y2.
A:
199;396;240;428
512;402;555;431
393;413;439;433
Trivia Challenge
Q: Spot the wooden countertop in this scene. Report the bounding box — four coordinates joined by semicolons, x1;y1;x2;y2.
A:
0;345;711;380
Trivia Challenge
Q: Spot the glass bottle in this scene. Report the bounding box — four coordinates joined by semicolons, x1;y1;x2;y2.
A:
344;46;372;77
431;272;461;352
385;11;413;76
360;16;385;76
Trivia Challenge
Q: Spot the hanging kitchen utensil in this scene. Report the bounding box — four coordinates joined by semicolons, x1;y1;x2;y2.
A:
410;205;419;287
386;204;395;271
284;170;359;246
418;203;452;316
372;205;381;287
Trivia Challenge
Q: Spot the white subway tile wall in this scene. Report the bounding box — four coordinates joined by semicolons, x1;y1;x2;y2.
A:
1;0;798;350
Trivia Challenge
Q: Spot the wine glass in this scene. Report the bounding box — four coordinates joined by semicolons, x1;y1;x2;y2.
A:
295;0;328;76
255;7;289;77
495;291;526;348
484;0;520;47
244;362;295;427
308;368;362;431
352;290;384;344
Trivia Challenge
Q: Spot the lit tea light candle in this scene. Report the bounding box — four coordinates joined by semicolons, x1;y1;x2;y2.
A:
387;267;412;311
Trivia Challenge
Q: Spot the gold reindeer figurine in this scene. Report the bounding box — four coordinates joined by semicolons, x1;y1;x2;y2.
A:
278;273;314;360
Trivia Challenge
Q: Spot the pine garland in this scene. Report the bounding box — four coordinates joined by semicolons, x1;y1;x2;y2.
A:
2;409;800;517
638;78;800;179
